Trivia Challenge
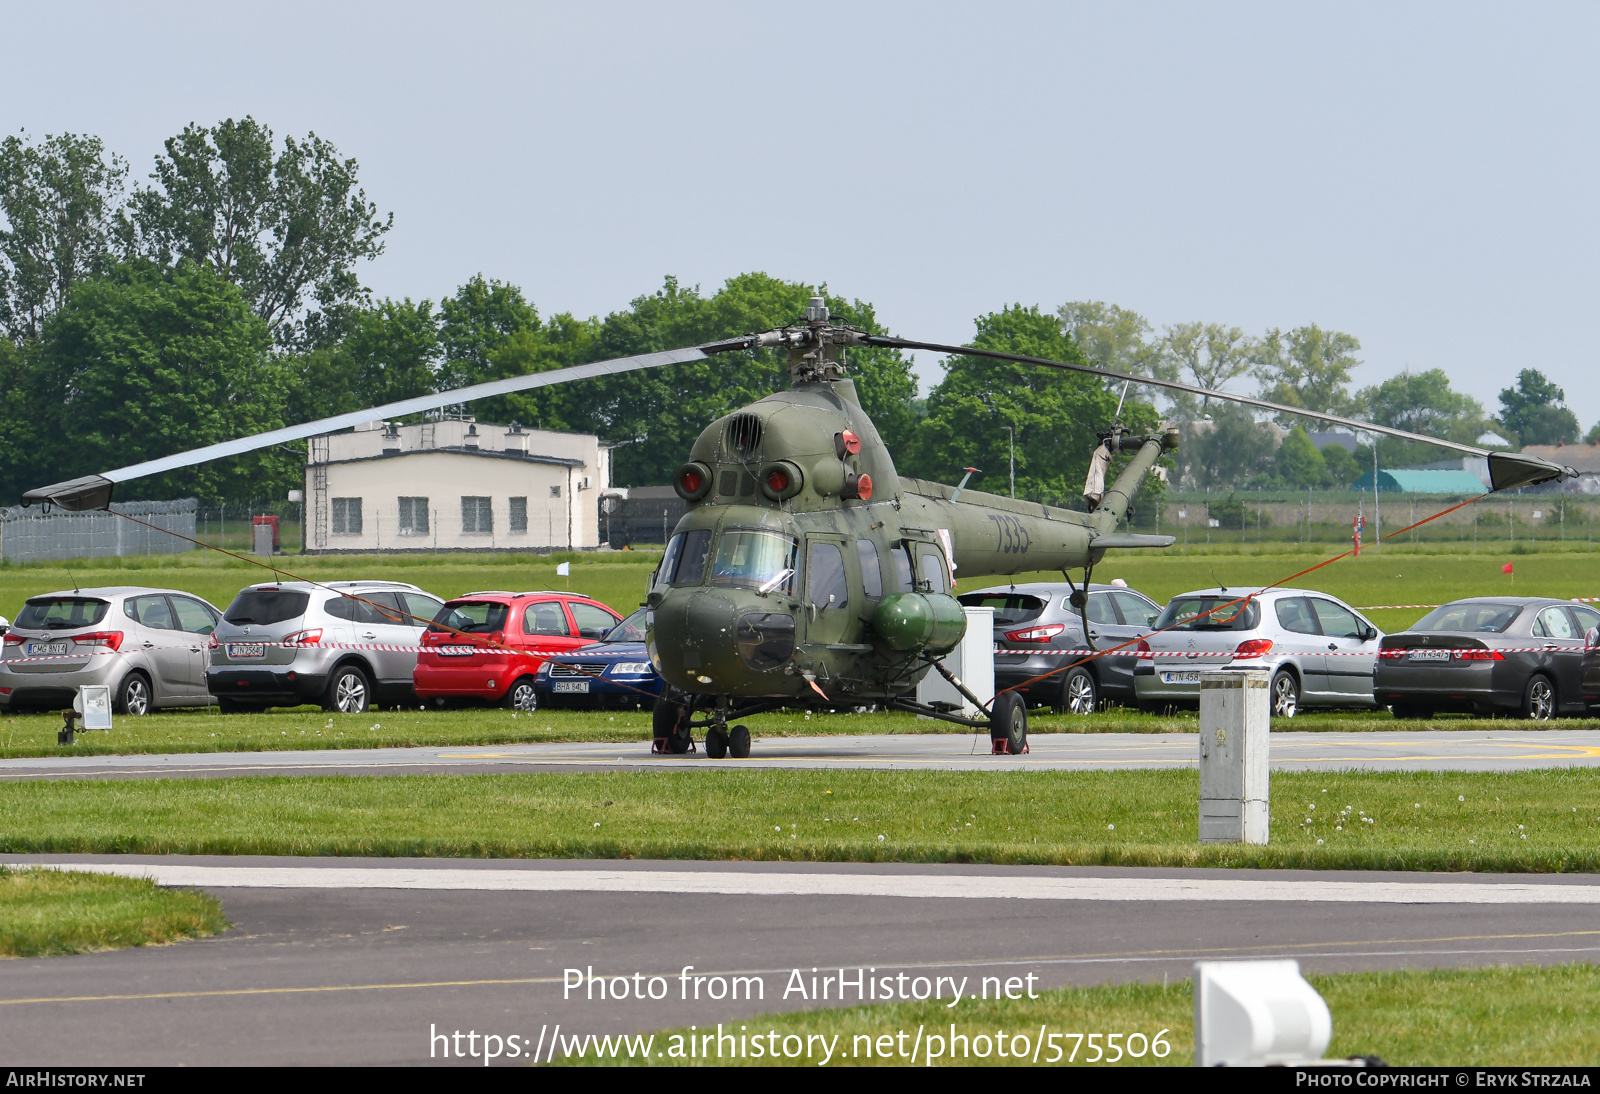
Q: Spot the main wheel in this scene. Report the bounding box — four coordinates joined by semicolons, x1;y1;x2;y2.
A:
652;692;693;753
116;672;152;716
990;691;1028;754
1522;675;1556;721
1055;667;1098;715
323;664;372;714
705;726;729;759
1269;669;1299;718
729;724;751;758
502;676;538;712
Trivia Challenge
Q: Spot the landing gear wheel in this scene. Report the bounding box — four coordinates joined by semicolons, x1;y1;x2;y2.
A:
1055;667;1098;715
989;691;1028;755
1522;675;1556;721
1270;669;1299;719
652;693;693;753
116;672;152;716
1390;704;1434;720
502;676;538;711
323;664;371;714
705;726;729;758
729;724;751;758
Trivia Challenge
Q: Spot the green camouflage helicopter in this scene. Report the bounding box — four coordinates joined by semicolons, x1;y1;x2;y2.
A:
25;297;1573;758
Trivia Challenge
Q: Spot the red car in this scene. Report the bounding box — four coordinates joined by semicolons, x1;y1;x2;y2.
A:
414;591;623;710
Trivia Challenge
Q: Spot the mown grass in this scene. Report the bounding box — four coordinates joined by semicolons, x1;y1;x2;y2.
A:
0;866;227;957
560;964;1600;1067
3;768;1599;871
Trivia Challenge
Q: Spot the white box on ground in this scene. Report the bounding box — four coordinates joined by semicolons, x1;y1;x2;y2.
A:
74;685;113;730
916;606;994;717
1194;960;1332;1066
1198;668;1269;844
252;523;274;556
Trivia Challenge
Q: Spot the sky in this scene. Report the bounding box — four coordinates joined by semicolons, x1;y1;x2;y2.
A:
5;2;1598;430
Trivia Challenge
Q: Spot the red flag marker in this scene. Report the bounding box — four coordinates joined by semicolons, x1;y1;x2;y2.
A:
1502;561;1514;574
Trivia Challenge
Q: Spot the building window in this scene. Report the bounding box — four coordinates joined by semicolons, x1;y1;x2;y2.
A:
332;497;362;535
509;496;528;534
461;496;493;535
550;484;562;498
398;497;429;536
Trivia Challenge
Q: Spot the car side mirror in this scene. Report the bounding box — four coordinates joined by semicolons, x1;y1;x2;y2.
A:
1588;627;1600;650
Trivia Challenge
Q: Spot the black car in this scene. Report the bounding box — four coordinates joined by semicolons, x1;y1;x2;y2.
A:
1375;597;1600;720
959;582;1162;714
532;609;665;710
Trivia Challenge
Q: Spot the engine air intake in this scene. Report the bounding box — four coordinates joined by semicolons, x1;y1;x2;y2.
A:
726;414;763;456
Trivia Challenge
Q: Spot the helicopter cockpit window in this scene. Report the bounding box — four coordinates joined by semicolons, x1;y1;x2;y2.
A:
920;550;949;594
856;540;883;600
892;546;915;593
808;542;847;611
710;530;797;592
655;529;713;590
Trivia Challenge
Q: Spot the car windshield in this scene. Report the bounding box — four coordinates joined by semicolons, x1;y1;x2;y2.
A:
429;601;509;634
1412;602;1522;633
1154;596;1261;631
224;589;310;625
15;597;110;630
957;594;1046;626
604;608;648;643
709;530;798;591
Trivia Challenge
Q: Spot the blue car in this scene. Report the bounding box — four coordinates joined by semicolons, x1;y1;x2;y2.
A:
532;608;664;710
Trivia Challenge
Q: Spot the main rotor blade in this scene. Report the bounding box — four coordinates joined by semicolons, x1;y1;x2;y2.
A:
865;335;1573;491
23;344;716;511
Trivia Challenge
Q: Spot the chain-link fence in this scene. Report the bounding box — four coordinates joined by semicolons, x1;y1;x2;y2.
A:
0;499;198;563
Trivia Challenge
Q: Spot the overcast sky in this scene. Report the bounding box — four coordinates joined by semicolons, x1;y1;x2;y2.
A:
6;2;1597;430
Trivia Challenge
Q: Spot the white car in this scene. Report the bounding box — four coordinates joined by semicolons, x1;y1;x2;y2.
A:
1132;587;1383;717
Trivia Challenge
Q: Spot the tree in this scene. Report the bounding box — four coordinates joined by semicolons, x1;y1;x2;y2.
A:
1181;403;1277;490
1253;324;1361;419
1585;421;1600;445
0;131;127;342
907;304;1153;505
1273;427;1329;488
1320;442;1361;488
26;261;294;502
1356;367;1488;467
289;297;440;424
1498;368;1578;447
119;117;391;347
1161;321;1255;420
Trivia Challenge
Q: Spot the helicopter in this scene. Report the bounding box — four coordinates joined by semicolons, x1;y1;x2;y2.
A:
24;297;1575;758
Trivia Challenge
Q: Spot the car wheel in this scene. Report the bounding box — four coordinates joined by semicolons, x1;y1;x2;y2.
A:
1055;668;1098;715
1522;675;1556;721
1270;669;1299;718
705;726;729;759
1390;704;1434;720
503;677;538;712
116;672;152;716
652;692;693;753
729;724;752;758
323;665;371;714
990;691;1028;754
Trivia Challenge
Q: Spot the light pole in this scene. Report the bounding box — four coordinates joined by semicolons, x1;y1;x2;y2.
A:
1002;425;1015;499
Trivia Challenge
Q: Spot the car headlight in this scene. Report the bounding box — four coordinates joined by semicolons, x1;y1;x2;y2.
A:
537;661;552;674
608;662;653;676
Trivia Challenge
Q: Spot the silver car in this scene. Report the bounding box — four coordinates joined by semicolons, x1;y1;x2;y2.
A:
207;580;444;713
1133;587;1383;717
0;587;223;715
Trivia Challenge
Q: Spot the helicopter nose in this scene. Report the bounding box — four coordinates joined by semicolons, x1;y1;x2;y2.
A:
650;589;737;690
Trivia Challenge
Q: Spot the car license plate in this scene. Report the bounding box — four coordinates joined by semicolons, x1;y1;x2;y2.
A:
226;643;267;659
434;646;476;657
1407;649;1451;662
1161;671;1202;684
553;680;590;694
26;642;69;657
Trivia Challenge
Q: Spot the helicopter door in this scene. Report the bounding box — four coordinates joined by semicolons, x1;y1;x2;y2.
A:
804;539;852;648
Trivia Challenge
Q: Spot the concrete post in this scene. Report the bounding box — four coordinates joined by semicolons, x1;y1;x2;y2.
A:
1198;669;1270;844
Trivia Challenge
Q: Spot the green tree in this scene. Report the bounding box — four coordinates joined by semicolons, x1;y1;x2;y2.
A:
1320;441;1361;487
1273;426;1329;488
1498;368;1578;447
907;304;1152;505
1253;324;1361;418
289;297;440;424
1161;321;1255;420
27;261;293;502
119;117;391;347
1356;367;1488;467
0;131;128;341
1181;403;1277;490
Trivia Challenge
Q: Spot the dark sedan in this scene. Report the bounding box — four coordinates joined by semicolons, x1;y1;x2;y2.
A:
532;609;664;711
1375;597;1600;720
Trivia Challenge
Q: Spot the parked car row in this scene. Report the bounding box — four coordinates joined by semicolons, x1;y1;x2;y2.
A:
0;581;663;716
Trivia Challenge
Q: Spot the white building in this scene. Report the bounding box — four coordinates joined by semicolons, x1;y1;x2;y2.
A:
304;419;611;552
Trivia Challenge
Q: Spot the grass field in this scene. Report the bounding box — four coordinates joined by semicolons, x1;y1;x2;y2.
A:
2;768;1597;870
6;542;1600;632
0;866;227;957
561;964;1600;1067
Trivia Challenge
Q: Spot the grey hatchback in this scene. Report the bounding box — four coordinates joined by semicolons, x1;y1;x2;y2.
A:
959;582;1162;713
